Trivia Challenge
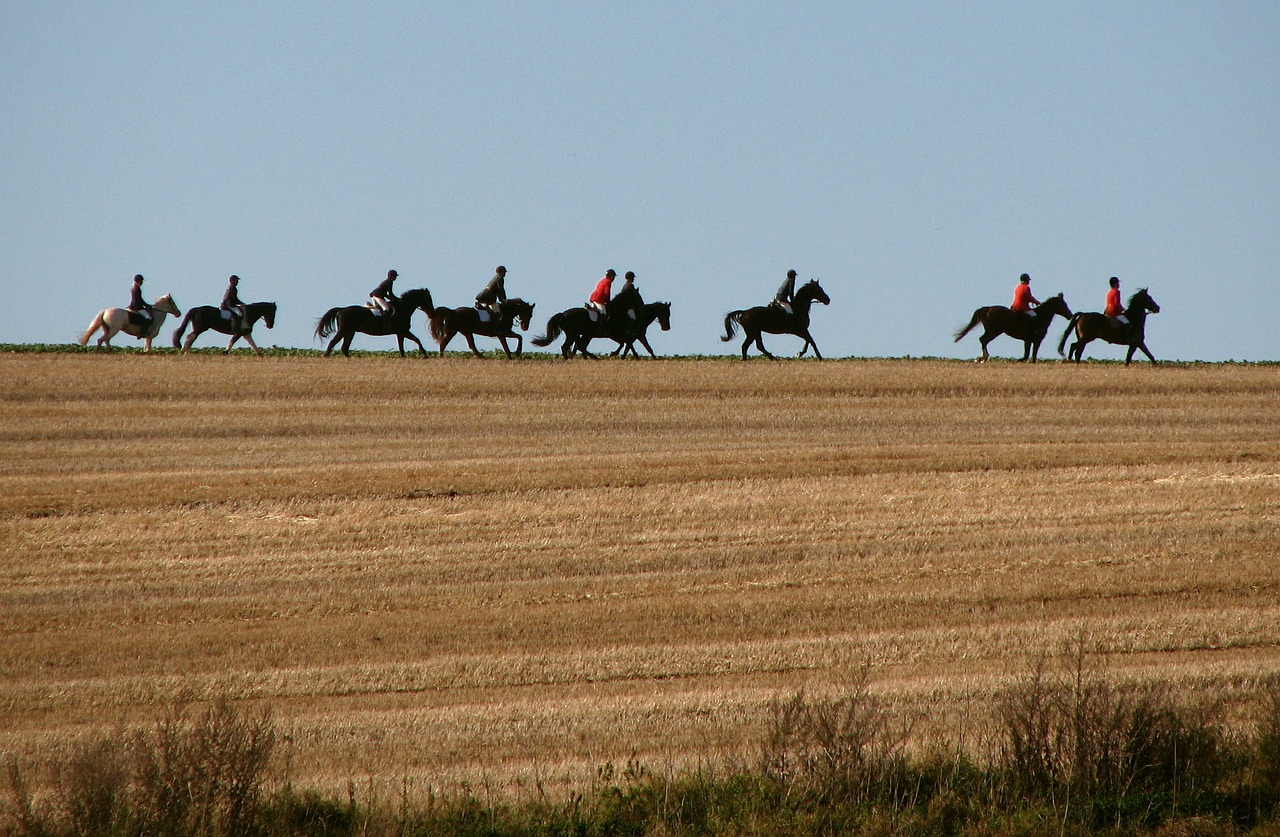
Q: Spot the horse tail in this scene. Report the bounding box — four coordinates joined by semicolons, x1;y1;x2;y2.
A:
428;307;450;345
79;312;104;346
721;311;743;342
531;312;563;347
315;308;341;340
171;310;193;348
953;309;983;342
1057;314;1082;356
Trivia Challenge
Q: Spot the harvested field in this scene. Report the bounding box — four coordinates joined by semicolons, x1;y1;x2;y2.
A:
2;353;1278;800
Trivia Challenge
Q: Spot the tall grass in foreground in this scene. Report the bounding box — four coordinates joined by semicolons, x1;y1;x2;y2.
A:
7;659;1280;836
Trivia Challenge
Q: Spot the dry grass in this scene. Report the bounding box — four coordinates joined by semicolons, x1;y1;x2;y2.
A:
2;353;1278;803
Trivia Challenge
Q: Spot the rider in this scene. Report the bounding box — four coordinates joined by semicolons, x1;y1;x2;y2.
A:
1104;276;1128;326
773;269;798;315
611;271;643;321
127;274;153;326
221;274;247;334
1011;273;1039;316
475;265;507;321
370;269;398;316
586;269;615;320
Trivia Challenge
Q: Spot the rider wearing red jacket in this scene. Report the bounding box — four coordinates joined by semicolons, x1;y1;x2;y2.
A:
587;269;615;318
1104;276;1128;325
1011;273;1039;314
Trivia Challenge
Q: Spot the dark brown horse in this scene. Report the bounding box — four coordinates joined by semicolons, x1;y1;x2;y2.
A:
172;301;277;356
721;279;830;359
612;301;672;358
315;288;434;357
953;293;1072;362
428;297;535;358
1057;288;1160;365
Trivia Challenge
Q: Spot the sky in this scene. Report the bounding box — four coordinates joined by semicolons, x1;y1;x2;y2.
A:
3;3;1278;360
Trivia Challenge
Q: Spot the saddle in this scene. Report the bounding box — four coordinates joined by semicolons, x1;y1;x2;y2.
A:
474;306;493;323
127;310;153;329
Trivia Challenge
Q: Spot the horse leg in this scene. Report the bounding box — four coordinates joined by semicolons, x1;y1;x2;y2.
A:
800;330;822;360
324;332;341;357
242;333;262;357
341;334;354;357
638;335;656;358
464;333;485;358
403;330;428;357
977;334;992;362
753;332;775;360
1126;342;1157;366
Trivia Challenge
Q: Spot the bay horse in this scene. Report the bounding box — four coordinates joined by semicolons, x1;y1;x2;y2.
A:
721;279;830;359
953;293;1072;362
1057;287;1160;365
428;297;535;358
78;294;181;352
611;301;672;358
315;288;435;357
172;301;277;356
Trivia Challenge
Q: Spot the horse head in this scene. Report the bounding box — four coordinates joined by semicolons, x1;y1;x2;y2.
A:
154;294;181;316
654;301;672;331
1129;288;1159;315
400;288;435;313
1038;293;1071;320
797;280;830;306
506;298;535;331
259;302;277;329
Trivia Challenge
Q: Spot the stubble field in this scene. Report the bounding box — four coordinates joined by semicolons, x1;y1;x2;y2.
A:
2;352;1278;802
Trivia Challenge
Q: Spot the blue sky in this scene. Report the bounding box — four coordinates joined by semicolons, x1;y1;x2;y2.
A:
3;3;1277;360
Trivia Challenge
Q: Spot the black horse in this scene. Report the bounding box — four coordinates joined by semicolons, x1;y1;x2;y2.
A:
611;301;673;359
172;301;277;356
428;298;535;358
315;288;435;357
953;293;1072;362
1057;288;1161;365
721;279;831;359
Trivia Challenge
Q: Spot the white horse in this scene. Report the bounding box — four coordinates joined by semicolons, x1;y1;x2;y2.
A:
79;294;181;352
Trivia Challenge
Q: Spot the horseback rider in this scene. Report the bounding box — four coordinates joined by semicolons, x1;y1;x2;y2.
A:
221;274;247;334
1104;276;1129;326
127;274;153;327
475;265;507;321
1011;273;1039;316
611;271;644;321
370;269;398;316
586;269;615;321
773;269;798;315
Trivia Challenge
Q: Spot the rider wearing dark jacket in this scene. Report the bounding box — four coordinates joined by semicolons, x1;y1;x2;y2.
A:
221;275;246;333
476;266;507;318
773;269;797;313
127;274;152;323
611;271;644;321
370;269;398;315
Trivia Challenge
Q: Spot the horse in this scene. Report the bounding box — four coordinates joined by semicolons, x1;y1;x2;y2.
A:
953;293;1072;362
611;301;672;358
721;279;831;360
172;301;277;356
427;298;535;358
1057;288;1161;365
78;294;181;352
314;288;435;357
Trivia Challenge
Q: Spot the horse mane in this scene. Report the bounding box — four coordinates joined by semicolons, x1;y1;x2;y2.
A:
1127;288;1149;307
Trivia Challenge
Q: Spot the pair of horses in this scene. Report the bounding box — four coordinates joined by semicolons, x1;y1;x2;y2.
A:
314;289;536;358
532;300;672;358
79;295;278;354
954;288;1160;364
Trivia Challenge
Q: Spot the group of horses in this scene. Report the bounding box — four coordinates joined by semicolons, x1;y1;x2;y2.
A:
76;278;1160;364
